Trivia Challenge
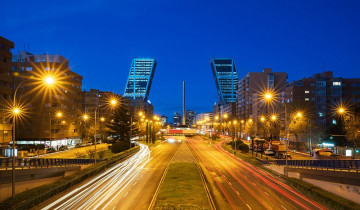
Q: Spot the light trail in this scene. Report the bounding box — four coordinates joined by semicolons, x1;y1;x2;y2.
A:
215;140;326;210
42;143;150;210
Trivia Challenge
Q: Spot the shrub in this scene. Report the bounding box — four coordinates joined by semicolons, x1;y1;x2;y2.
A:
237;144;249;153
111;141;130;153
86;149;96;159
98;150;106;159
74;151;85;158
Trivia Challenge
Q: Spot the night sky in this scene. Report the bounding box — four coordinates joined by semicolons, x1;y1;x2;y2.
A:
1;0;360;122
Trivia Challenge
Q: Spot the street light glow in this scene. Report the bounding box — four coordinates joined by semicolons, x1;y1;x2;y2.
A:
296;112;302;118
83;114;89;120
110;99;117;106
100;117;105;122
260;116;265;122
223;113;228;119
338;107;345;114
13;108;20;115
56;112;63;118
271;115;277;121
44;76;55;85
264;92;273;101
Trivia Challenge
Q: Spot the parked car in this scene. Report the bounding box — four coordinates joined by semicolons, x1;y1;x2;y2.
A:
47;147;56;153
275;153;292;159
59;145;69;151
75;143;82;148
264;149;275;156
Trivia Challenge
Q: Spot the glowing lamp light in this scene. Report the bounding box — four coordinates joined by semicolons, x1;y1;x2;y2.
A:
264;93;273;101
100;117;105;122
13;108;20;115
110;99;117;106
83;114;89;120
338;107;345;114
260;116;265;122
56;112;63;118
271;115;277;121
297;112;302;118
44;76;55;85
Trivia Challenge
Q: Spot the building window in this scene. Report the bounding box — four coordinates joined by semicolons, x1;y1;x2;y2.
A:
45;67;50;71
25;67;32;71
310;83;315;86
333;82;341;86
305;98;309;101
305;90;309;94
332;119;337;125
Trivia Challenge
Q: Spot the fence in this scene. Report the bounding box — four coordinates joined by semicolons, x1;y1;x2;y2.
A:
261;159;360;171
0;158;96;169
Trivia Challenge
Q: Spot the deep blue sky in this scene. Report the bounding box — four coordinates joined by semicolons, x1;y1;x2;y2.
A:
1;0;360;121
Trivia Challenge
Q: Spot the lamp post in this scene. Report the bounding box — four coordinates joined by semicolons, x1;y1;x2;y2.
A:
222;113;228;140
233;120;237;154
43;76;56;148
11;79;27;199
50;111;63;150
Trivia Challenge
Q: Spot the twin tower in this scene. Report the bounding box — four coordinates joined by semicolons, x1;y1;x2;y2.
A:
123;58;238;107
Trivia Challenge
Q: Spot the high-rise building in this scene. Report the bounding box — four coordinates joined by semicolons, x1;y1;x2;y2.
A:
185;110;196;126
160;115;167;125
237;68;287;121
124;58;157;101
210;58;238;104
173;112;182;126
0;36;14;145
285;71;360;131
12;51;83;147
195;112;213;123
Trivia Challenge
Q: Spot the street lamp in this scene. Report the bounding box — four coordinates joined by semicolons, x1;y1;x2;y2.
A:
233;120;237;154
94;98;118;163
50;111;63;150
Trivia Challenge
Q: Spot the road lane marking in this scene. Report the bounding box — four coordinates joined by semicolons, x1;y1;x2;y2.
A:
124;192;128;197
228;182;232;185
264;192;269;196
281;205;287;210
236;191;240;195
112;207;115;210
133;182;137;186
246;204;252;209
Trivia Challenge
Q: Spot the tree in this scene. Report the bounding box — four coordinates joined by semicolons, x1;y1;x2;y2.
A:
106;103;131;142
339;107;360;158
79;121;94;143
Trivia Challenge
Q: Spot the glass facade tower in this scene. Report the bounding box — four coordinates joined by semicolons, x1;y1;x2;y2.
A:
124;58;157;100
210;58;238;104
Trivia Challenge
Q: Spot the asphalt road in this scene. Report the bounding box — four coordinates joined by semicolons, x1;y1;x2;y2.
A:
187;137;327;210
38;140;181;210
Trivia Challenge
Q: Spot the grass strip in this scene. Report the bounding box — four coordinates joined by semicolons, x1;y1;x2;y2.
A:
222;143;360;210
0;146;139;210
154;162;211;210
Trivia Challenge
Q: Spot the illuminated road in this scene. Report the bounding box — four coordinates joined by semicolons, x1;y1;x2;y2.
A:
188;137;326;210
40;141;181;210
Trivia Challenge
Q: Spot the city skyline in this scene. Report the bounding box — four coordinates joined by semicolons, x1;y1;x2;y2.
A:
1;0;360;119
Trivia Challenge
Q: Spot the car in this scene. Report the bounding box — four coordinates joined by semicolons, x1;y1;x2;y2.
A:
264;149;275;156
59;145;69;151
47;147;56;153
275;153;292;159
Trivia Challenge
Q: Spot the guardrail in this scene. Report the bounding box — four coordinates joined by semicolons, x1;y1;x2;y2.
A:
0;158;97;169
260;159;360;171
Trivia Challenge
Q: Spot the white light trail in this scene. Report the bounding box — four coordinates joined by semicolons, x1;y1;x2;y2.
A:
42;143;150;210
